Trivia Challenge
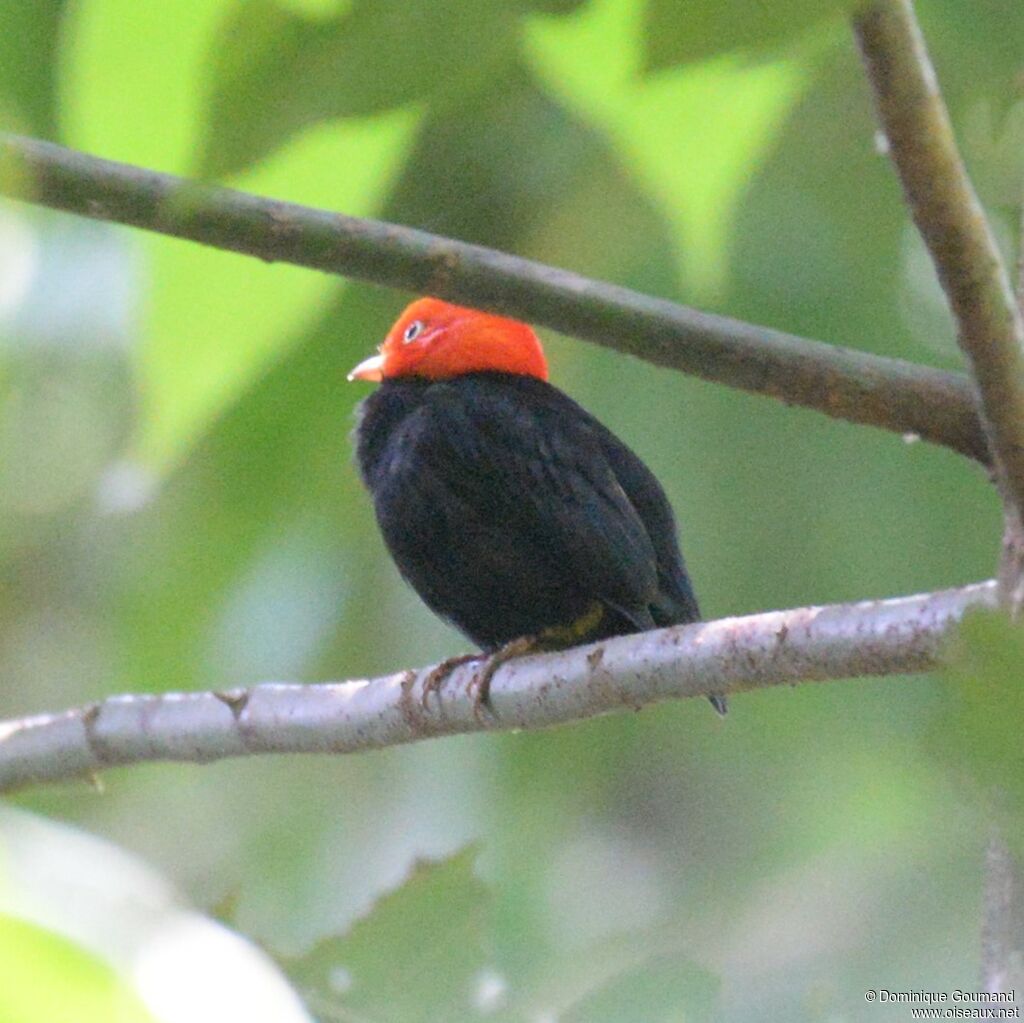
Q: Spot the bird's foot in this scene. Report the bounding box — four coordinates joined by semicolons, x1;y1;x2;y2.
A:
420;635;545;721
467;635;539;721
421;653;484;710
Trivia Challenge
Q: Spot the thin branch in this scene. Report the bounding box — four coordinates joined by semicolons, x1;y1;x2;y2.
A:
981;831;1024;996
998;208;1024;610
0;132;987;462
981;163;1024;1004
855;0;1024;502
0;581;996;792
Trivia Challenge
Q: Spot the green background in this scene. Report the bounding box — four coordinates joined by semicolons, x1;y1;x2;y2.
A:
0;0;1021;1019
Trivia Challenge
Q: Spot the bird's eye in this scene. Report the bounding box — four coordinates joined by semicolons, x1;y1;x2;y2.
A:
402;321;424;344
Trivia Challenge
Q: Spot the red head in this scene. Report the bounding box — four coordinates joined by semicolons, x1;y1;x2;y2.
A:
348;298;549;383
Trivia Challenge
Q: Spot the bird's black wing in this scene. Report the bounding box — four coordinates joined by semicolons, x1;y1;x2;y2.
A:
591;419;701;625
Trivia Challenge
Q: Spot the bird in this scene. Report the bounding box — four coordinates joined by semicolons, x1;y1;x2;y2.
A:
349;297;725;715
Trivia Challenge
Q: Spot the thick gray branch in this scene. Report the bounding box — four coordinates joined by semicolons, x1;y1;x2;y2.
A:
0;581;996;792
855;0;1024;500
0;132;986;462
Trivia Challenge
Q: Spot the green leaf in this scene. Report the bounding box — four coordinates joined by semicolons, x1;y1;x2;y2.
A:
560;956;720;1023
920;0;1024;117
0;0;68;137
0;914;155;1023
528;0;808;302
285;848;490;1023
522;0;589;13
139;107;414;467
66;0;416;468
644;0;858;72
63;0;230;173
932;611;1024;839
198;0;522;178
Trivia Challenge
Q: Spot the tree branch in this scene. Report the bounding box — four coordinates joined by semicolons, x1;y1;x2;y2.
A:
0;131;987;462
0;581;996;792
855;2;1024;993
981;831;1024;996
981;146;1024;1005
854;0;1024;501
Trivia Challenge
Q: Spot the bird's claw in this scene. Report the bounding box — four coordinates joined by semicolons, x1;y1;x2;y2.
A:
467;635;538;721
466;676;490;724
466;659;503;724
421;653;483;710
421;636;538;721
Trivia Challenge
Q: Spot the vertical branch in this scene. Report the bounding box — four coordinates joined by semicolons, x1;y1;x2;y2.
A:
986;169;1024;1002
854;0;1024;997
1018;204;1024;305
981;833;1024;997
1000;204;1024;614
854;0;1024;516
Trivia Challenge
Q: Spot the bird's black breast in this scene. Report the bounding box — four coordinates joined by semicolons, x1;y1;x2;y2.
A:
354;372;699;650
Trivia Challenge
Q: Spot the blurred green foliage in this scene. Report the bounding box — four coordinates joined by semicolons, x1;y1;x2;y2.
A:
200;0;528;177
287;848;491;1021
287;848;719;1021
0;914;154;1023
0;1;67;139
644;0;860;70
935;611;1024;849
0;0;1021;1020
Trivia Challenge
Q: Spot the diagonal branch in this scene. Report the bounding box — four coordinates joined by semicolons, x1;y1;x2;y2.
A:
854;0;1024;502
0;132;987;462
0;581;997;792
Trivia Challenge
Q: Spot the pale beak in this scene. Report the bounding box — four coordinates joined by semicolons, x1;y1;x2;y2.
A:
347;352;385;382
